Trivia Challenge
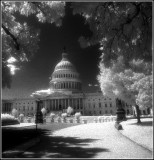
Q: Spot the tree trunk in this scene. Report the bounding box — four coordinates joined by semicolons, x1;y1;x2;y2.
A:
135;104;141;124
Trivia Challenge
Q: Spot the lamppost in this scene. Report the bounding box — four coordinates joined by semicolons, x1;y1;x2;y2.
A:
31;94;43;131
115;98;126;123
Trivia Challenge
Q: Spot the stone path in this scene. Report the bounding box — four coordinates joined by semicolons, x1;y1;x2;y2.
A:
18;122;152;158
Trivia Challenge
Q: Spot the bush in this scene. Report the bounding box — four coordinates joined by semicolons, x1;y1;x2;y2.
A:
2;114;20;126
11;108;18;118
67;106;74;116
50;113;55;119
19;114;24;122
41;108;47;116
75;112;81;119
61;113;67;119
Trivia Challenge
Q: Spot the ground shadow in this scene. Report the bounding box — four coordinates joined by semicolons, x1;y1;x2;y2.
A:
2;126;39;152
128;121;153;127
18;133;109;158
2;123;110;158
2;122;79;152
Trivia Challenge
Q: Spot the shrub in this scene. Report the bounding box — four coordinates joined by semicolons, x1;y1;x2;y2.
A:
67;106;74;116
19;114;24;122
61;113;67;119
75;112;81;119
11;108;18;118
1;114;20;126
41;108;47;116
50;113;55;119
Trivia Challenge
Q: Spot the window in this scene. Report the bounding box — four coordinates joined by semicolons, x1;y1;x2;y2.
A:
105;104;107;107
100;111;102;114
99;103;101;108
88;103;91;108
110;110;112;114
110;103;112;107
93;104;95;108
105;110;107;114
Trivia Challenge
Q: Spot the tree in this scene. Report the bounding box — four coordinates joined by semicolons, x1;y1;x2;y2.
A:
2;1;65;88
67;106;74;116
41;107;47;116
71;2;152;67
97;57;152;123
12;108;18;118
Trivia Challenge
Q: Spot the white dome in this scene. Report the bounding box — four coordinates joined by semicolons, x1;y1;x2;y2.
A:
49;52;82;92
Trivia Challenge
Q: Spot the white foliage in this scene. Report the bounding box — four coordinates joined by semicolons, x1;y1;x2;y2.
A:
41;107;47;115
12;108;18;118
50;113;55;118
61;113;67;119
98;59;152;109
75;112;81;119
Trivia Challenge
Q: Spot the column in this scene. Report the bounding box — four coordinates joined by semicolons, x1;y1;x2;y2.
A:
65;99;67;109
44;100;47;109
80;98;83;109
79;98;80;109
78;99;80;109
66;99;68;108
57;99;59;110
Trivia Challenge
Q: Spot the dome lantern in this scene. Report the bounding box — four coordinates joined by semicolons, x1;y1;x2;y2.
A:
62;46;68;60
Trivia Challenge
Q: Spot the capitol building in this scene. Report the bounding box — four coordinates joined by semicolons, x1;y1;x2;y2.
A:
2;51;136;116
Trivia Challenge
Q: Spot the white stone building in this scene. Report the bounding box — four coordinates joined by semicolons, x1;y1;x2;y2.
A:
2;51;136;116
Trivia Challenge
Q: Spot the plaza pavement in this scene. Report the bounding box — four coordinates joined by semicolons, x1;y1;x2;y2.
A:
17;121;153;159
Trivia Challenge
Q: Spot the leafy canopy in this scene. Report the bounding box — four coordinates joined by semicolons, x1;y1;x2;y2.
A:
2;1;65;88
71;2;152;67
97;56;152;109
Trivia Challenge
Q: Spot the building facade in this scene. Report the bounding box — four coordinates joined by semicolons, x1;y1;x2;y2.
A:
2;51;137;116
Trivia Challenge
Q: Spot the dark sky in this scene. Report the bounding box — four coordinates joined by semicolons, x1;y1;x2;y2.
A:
2;3;102;99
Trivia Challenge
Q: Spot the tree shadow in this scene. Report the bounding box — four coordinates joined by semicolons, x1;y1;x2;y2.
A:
2;126;39;152
128;121;153;127
16;128;110;158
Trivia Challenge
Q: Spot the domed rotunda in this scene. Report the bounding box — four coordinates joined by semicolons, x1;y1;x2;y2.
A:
49;51;82;93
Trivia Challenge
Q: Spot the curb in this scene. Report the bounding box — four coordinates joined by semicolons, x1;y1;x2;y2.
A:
2;137;40;158
118;129;153;153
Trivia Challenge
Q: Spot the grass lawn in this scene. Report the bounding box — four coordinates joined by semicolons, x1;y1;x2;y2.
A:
120;118;153;151
2;122;79;152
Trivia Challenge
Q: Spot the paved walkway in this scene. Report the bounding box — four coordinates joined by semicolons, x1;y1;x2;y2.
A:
17;122;152;159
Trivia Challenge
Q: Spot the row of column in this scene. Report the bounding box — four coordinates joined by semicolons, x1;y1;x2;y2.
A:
2;103;12;113
44;98;83;111
53;81;81;90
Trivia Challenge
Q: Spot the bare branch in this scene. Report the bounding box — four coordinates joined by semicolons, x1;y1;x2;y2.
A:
2;24;20;50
